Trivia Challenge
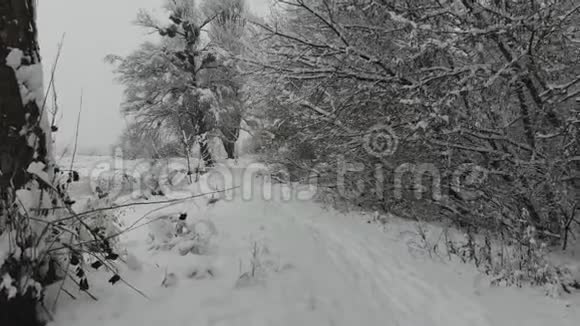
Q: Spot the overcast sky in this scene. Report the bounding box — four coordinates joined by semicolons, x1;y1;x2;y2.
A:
38;0;270;155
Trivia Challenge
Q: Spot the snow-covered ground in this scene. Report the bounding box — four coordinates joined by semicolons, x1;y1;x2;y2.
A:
47;156;580;326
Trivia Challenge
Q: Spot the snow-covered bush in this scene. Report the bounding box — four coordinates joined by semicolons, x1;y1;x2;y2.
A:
235;241;270;288
115;121;186;160
445;224;577;296
77;195;124;252
91;159;178;201
147;213;218;256
91;168;137;200
370;212;578;296
235;237;291;288
0;168;125;325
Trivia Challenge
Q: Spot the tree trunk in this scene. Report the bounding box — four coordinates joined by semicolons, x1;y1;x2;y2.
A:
219;110;241;160
221;124;239;159
0;1;54;325
199;138;214;167
0;0;51;189
223;140;236;159
190;113;215;167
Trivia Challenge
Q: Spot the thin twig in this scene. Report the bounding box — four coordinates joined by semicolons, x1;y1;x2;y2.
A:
69;89;83;173
52;232;75;311
39;33;65;119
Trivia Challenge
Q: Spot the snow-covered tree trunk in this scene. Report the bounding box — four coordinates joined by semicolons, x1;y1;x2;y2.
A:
0;1;55;325
220;113;241;159
0;0;52;188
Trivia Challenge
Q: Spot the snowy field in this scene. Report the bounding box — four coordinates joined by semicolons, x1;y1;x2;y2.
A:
47;155;580;326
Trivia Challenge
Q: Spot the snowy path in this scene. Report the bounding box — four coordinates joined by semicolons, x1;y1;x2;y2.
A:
49;160;579;326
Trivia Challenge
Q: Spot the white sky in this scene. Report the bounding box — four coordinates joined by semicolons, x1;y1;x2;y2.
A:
38;0;270;155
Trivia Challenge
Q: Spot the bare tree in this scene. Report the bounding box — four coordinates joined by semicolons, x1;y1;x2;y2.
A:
248;0;579;251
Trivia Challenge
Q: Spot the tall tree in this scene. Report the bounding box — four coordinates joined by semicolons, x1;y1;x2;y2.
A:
205;0;247;159
111;0;249;164
132;0;228;166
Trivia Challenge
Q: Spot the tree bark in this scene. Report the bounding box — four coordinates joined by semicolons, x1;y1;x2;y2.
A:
221;125;239;159
223;139;236;159
0;1;54;325
219;108;241;159
0;0;50;190
189;112;214;167
199;139;214;167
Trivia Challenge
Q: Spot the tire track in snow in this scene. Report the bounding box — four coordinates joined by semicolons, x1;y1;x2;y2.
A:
259;203;386;326
292;213;492;326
